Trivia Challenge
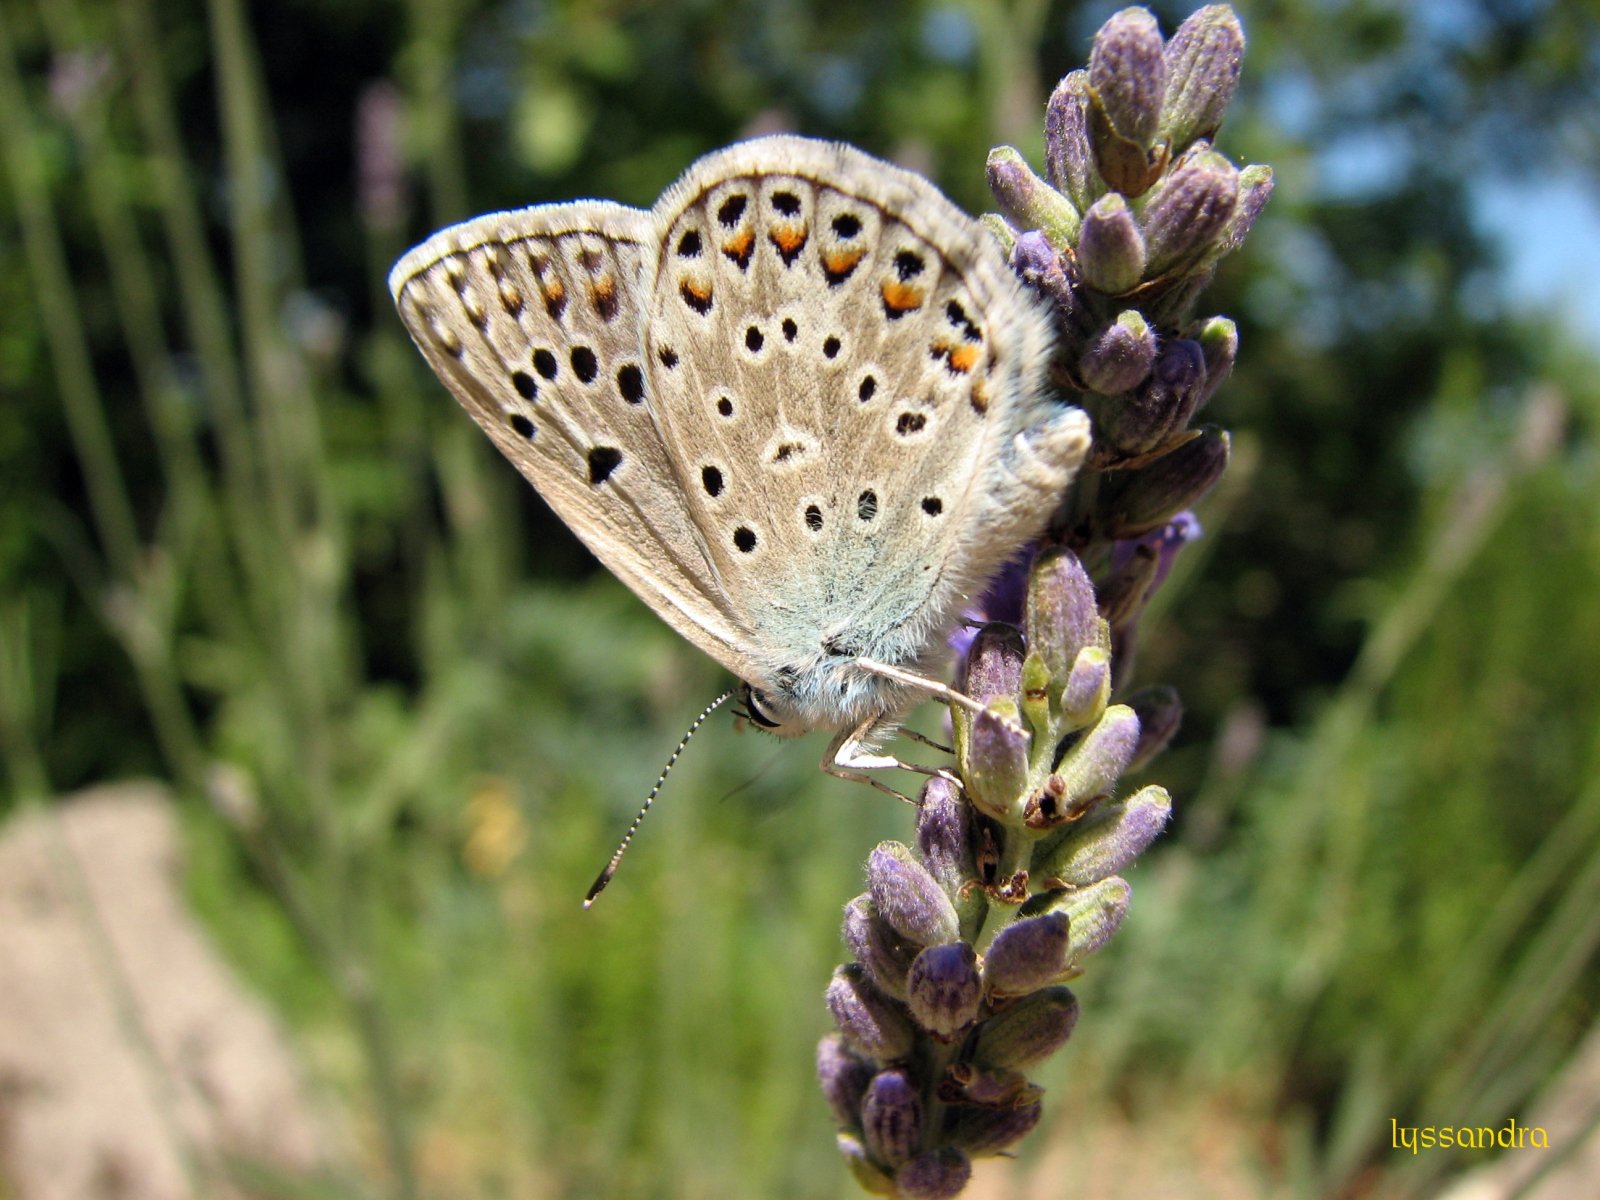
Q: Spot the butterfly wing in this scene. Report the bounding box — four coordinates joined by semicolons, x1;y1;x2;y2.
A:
389;202;759;679
639;137;1089;713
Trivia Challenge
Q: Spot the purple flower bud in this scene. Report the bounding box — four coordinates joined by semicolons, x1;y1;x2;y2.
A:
963;702;1029;822
1103;337;1205;455
1044;70;1101;211
1103;427;1230;538
1220;164;1274;254
1009;230;1082;319
1097;540;1162;630
1077;195;1147;295
985;912;1072;997
1079;310;1156;396
1063;876;1132;960
868;842;959;946
952;1100;1044;1157
1142;150;1239;276
1054;704;1140;808
862;1070;923;1167
961;622;1025;705
817;1033;875;1128
1125;684;1183;771
907;941;983;1040
844;895;920;1000
897;1147;973;1199
827;964;916;1061
1160;4;1245;151
1193;315;1238;411
1037;786;1171;887
1089;6;1168;147
916;775;977;899
975;986;1080;1070
986;146;1080;245
1061;646;1111;725
837;1133;897;1196
1024;548;1102;692
1107;512;1203;624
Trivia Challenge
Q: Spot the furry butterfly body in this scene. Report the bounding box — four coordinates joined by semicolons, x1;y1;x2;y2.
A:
390;136;1089;763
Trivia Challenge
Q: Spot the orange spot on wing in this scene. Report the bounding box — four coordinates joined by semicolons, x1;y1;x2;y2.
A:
683;278;712;302
881;280;925;313
771;223;808;255
823;248;864;275
723;229;754;258
948;343;980;373
590;275;619;319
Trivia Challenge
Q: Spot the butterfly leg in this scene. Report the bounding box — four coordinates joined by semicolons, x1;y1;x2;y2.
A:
823;714;962;803
854;657;1029;740
899;727;955;756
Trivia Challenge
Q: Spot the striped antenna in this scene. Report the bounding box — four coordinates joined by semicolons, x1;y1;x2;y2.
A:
583;688;738;908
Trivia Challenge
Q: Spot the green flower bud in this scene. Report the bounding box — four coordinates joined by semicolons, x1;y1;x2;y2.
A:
986;146;1080;245
1061;645;1112;727
1078;194;1147;295
1193;315;1238;412
1036;785;1170;887
838;1132;897;1195
1103;427;1230;538
979;211;1018;256
974;985;1080;1070
1125;684;1183;772
1053;704;1141;808
1160;4;1245;152
1097;540;1162;629
952;1101;1044;1157
1089;7;1168;147
963;700;1030;822
1062;876;1132;960
1220;163;1274;254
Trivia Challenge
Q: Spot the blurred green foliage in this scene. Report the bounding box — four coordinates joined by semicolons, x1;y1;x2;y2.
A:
2;0;1599;1197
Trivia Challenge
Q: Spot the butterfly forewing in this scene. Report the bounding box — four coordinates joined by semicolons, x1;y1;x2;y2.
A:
388;203;756;676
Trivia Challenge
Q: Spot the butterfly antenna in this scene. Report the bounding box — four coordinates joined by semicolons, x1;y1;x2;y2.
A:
583;688;738;908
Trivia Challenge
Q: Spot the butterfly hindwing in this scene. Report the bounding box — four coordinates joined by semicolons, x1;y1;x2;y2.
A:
640;137;1078;684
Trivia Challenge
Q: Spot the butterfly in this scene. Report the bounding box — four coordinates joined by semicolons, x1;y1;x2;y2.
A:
390;135;1089;793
